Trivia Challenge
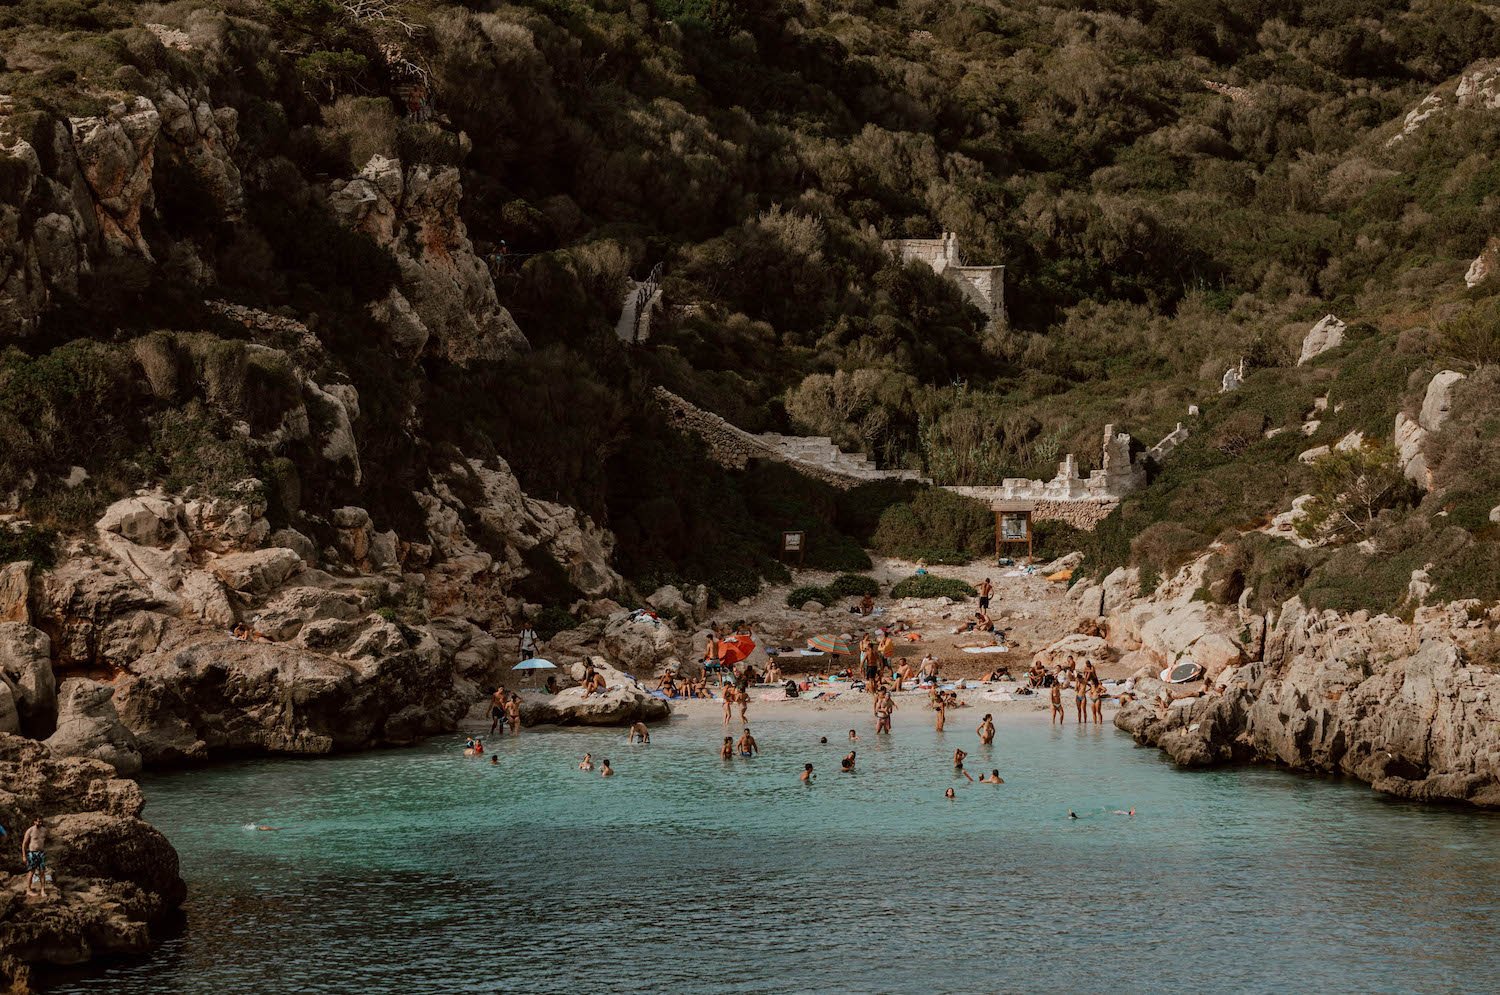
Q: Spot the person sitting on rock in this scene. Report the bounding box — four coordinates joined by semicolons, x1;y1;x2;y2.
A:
858;594;875;615
231;623;251;641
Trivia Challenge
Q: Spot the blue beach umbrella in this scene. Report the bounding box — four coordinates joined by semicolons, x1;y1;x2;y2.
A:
513;658;557;686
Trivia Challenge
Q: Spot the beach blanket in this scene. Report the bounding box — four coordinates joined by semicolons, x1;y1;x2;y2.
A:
1046;568;1074;582
961;645;1009;654
758;690;789;702
981;691;1015;702
798;649;826;657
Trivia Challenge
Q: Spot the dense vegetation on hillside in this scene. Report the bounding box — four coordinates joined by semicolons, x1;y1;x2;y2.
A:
1;0;1497;610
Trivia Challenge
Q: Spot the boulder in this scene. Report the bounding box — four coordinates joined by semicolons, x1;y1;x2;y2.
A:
209;547;304;595
1298;444;1330;463
1465;236;1499;288
517;663;670;726
1418;370;1466;433
1033;633;1110;669
646;585;694;619
599;611;681;674
0;623;56;737
45;678;143;775
1394;411;1428;484
97;493;182;548
0;681;18;734
1297;314;1346;365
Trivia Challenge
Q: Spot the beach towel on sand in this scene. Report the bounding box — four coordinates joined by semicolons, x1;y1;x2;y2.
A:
961;645;1009;654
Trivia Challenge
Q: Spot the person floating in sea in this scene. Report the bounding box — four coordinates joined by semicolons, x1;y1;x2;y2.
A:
578;753;594;771
979;769;1004;784
953;748;974;783
944;788;956;800
800;763;815;783
1068;810;1079;820
720;736;734;760
489;756;499;766
848;729;858;741
22;817;48;896
736;728;759;758
1050;682;1065;725
628;722;651;744
1111;809;1135;816
840;751;856;772
977;713;996;745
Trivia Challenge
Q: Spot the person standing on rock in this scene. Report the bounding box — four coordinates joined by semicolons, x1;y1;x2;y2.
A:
704;627;722;682
518;623;539;662
22;818;48;897
977;577;993;614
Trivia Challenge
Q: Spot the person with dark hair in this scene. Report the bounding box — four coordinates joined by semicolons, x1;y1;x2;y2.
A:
800;763;814;783
600;759;614;777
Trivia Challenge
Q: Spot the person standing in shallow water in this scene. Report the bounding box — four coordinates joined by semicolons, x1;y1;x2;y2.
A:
800;763;814;783
736;727;759;758
935;697;947;732
1075;675;1089;725
720;736;734;760
1089;681;1104;725
1050;682;1064;725
977;713;995;745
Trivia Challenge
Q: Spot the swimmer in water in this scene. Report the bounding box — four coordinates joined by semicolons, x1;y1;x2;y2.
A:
578;752;594;771
848;729;858;741
819;736;828;744
1068;810;1079;820
979;769;1004;784
628;722;651;744
944;788;956;800
720;736;734;760
255;826;283;831
600;759;614;777
489;756;498;766
800;763;814;783
952;748;974;783
1111;809;1136;816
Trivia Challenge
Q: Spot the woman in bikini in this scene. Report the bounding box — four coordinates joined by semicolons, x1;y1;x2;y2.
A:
1075;676;1088;724
1089;679;1105;724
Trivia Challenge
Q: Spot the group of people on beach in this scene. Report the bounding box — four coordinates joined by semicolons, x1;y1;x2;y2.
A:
1042;656;1107;725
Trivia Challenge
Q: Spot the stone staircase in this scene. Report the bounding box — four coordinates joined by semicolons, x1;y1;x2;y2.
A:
615;263;663;344
756;433;928;483
653;388;928;489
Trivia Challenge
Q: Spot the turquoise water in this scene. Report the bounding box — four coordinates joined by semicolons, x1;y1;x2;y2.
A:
56;710;1500;994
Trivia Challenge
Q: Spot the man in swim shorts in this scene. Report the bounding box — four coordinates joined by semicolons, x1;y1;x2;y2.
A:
628;722;651;744
22;817;48;896
977;577;993;613
736;728;759;758
1050;682;1064;725
488;686;508;735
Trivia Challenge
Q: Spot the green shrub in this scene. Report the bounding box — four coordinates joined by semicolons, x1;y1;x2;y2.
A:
871;488;991;561
890;574;976;599
0;525;56;568
533;605;577;640
785;585;828;608
825;573;878;598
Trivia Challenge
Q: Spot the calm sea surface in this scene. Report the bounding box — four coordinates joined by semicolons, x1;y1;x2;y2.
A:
54;709;1500;994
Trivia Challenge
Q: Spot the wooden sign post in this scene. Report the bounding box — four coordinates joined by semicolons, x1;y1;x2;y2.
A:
781;530;806;566
992;500;1034;563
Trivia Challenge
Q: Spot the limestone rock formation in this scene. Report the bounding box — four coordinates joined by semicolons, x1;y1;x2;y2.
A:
1107;554;1500;807
0;734;185;991
1297;314;1346;365
328;154;527;364
1032;633;1110;669
1466;236;1499;288
517;662;671;726
45;678;143;775
1394;369;1467;487
0;623;58;739
599;611;682;674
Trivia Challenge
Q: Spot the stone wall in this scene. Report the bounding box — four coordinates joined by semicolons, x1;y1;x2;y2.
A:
882;232;1007;328
653;388;926;489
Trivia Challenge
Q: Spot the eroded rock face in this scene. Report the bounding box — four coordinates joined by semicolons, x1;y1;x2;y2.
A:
71;97;162;257
1394;370;1466;488
1113;587;1500;808
0;623;58;738
328;154;527;364
1466;236;1499;288
111;627;469;765
45;678;142;775
0;734;185;991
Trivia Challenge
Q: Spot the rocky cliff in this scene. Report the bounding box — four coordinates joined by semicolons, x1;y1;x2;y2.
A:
0;734;185;992
1097;556;1500;808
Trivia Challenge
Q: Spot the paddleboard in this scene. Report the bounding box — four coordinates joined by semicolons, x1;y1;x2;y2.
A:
1162;660;1202;683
